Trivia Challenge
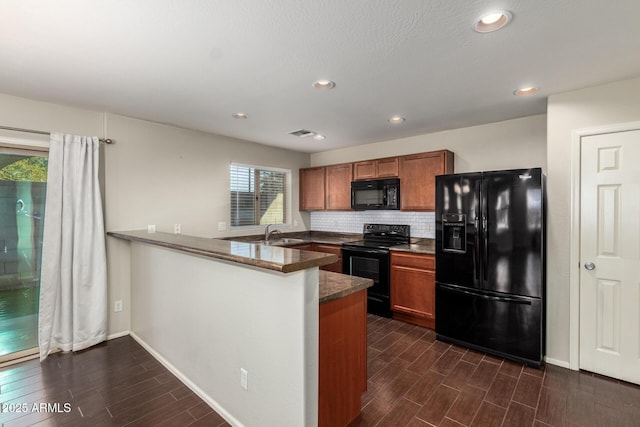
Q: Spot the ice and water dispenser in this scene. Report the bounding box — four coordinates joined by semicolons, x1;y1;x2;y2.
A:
442;214;466;253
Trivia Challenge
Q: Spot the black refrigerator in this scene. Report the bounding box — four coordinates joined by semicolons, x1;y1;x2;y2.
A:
435;168;545;367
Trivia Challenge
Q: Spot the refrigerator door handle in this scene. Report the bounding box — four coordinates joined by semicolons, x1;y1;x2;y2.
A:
474;217;480;280
480;177;489;283
475;182;483;283
439;283;533;305
482;216;488;281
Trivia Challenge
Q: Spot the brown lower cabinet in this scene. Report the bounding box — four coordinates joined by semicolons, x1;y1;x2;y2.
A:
314;243;342;273
291;242;343;273
289;243;313;251
319;289;367;427
289;243;365;425
390;251;435;329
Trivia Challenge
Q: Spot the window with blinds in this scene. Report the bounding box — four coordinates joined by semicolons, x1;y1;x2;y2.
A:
230;163;289;227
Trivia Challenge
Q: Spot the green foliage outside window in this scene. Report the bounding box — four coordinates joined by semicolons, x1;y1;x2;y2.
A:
0;157;48;182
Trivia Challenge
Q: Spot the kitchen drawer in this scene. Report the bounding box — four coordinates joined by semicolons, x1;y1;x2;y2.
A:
314;243;342;256
390;252;434;270
313;243;343;273
288;243;314;251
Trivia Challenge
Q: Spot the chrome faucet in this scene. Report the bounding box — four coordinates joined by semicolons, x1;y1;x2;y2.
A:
264;224;281;241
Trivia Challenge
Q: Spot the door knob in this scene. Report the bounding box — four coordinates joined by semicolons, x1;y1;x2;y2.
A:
584;262;596;271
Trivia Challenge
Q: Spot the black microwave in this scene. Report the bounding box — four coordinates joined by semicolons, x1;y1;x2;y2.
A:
351;178;400;210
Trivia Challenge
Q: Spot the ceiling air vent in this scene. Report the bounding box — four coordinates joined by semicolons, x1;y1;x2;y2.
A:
289;129;314;138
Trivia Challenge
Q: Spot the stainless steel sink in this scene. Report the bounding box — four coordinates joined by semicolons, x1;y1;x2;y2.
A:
252;238;306;246
280;238;306;244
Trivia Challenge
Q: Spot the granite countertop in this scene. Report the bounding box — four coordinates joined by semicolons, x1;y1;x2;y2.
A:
319;270;373;305
225;231;362;246
390;238;436;255
305;231;362;245
228;231;435;254
107;230;337;273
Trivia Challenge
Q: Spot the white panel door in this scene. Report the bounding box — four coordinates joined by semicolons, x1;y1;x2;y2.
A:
579;129;640;384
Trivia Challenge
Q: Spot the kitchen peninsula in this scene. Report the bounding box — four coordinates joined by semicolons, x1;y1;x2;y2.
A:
108;230;372;427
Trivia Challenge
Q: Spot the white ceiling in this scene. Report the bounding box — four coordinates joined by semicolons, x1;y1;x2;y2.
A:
1;1;640;153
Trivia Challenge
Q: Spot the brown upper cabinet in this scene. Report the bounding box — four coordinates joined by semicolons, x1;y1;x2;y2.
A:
399;150;454;211
299;149;453;211
325;163;353;210
300;166;326;211
353;157;399;180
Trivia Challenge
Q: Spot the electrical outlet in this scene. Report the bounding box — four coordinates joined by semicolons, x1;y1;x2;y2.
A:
174;223;181;234
114;300;123;312
218;221;227;231
147;224;156;233
240;368;248;390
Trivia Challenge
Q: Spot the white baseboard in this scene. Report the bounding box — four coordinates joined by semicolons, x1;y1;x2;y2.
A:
107;330;130;340
129;331;242;427
544;356;572;369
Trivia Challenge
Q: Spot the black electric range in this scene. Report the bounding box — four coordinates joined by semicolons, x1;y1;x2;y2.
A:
342;224;410;317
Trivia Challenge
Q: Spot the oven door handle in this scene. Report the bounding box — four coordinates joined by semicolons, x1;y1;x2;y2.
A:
342;247;389;255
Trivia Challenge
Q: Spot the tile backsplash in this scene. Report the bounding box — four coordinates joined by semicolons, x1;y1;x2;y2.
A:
310;211;436;238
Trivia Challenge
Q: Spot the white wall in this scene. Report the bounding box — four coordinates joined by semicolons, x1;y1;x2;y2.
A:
311;114;547;173
104;113;310;238
0;93;103;138
546;75;640;365
104;114;311;336
130;242;319;427
309;114;547;238
0;93;313;338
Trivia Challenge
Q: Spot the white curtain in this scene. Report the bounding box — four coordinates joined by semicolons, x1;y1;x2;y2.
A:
38;133;107;360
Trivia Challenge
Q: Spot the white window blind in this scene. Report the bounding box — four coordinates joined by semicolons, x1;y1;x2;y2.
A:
230;164;288;227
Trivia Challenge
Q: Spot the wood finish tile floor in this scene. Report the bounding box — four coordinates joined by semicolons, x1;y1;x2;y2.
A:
0;336;229;426
3;319;640;427
349;314;640;427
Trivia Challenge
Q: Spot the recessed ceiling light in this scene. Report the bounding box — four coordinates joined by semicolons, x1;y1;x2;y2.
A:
514;87;538;96
313;80;336;90
232;112;248;119
474;10;512;33
481;13;504;25
388;116;405;124
312;134;326;141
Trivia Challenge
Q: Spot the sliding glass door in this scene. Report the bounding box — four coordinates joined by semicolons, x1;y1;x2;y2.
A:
0;148;47;363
